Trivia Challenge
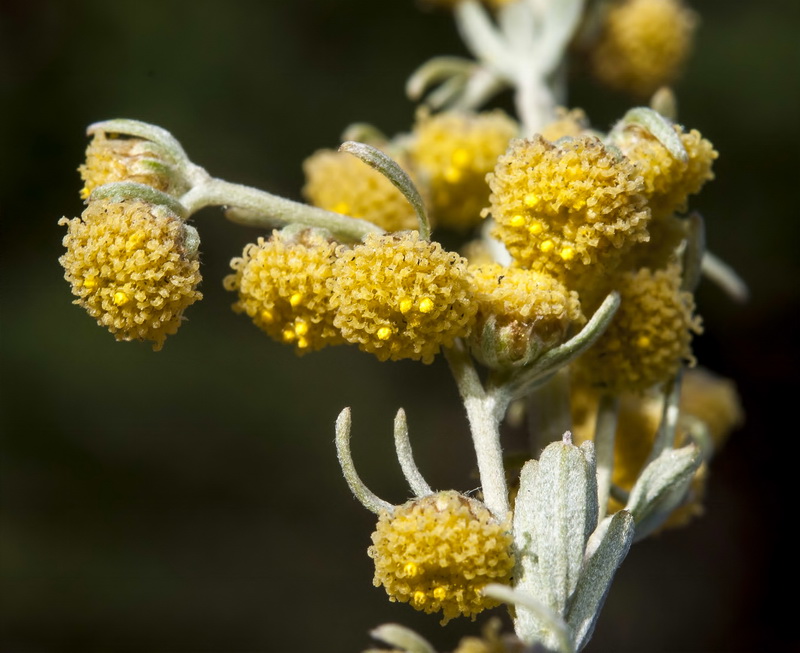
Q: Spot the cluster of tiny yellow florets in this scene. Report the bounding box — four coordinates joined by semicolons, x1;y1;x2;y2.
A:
573;263;702;393
58;199;202;350
223;230;344;354
409;110;518;230
302;148;419;232
488;135;650;277
330;232;477;363
369;491;514;625
469;263;584;366
590;0;698;98
79;132;184;200
613;124;718;218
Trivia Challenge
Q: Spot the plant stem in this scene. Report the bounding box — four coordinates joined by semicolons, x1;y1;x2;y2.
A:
180;177;383;242
594;394;620;522
444;341;510;519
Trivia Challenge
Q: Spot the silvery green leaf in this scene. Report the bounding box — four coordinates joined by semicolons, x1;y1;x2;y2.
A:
626;443;702;541
405;56;474;101
567;511;635;651
369;623;436;653
339;141;431;240
89;182;187;219
702;250;750;303
514;439;598;620
87;118;189;165
609;107;688;163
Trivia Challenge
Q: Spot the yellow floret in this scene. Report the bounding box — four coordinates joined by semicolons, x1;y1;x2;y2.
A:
590;0;698;98
469;263;584;367
224;230;345;354
614;124;717;218
573;263;702;393
58;199;202;350
330;232;477;363
369;491;514;625
410;110;518;231
302;148;419;232
78;132;186;200
488;135;650;277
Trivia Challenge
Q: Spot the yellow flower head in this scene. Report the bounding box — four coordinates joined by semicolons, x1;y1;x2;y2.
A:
58;199;202;350
591;0;698;98
469;263;584;367
302;148;419;232
573;263;702;393
79;132;187;200
369;491;514;624
488;135;650;276
223;229;344;354
410;110;518;231
615;124;717;218
330;232;477;363
538;107;590;143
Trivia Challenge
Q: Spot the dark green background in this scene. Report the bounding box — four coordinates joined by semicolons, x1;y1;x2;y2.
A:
2;1;797;651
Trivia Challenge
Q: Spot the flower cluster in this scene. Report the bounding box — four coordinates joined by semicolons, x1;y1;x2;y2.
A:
573;263;702;393
589;0;698;98
488;134;650;277
224;229;344;354
369;491;514;624
59;198;202;350
409;110;518;231
330;232;477;363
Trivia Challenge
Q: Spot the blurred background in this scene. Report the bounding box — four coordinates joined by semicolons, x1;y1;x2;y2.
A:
1;0;797;651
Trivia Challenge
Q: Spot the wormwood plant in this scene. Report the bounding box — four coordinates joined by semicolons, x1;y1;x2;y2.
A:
58;1;746;650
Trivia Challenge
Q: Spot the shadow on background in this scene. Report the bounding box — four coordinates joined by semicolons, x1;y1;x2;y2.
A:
1;1;797;651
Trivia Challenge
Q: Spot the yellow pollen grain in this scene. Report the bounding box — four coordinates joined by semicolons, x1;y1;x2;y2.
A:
560;247;576;261
418;298;434;313
432;587;447;601
80;187;90;200
83;276;97;290
443;166;462;184
126;231;146;250
528;221;543;235
524;193;539;207
282;327;296;343
294;319;309;337
403;562;419;577
412;591;427;606
260;309;274;324
296;336;309;349
540;239;555;253
509;214;526;228
112;291;129;306
289;293;303;308
377;326;393;341
399;298;413;314
637;335;651;348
